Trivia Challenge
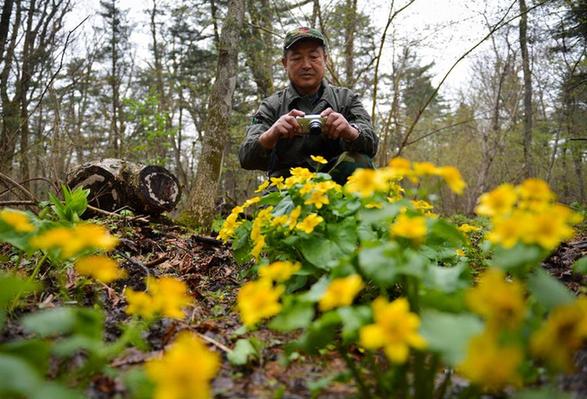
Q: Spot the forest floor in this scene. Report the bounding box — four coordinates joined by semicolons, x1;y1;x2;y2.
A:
2;215;586;398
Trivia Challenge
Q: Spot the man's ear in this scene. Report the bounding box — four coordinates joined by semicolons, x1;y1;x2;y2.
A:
281;57;287;69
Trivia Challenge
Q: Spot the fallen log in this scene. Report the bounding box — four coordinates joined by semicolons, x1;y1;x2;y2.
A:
67;159;181;215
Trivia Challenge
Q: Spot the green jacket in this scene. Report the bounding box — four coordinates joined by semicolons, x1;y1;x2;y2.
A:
239;81;378;177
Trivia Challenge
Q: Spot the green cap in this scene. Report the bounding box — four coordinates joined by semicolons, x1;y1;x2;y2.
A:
283;27;325;50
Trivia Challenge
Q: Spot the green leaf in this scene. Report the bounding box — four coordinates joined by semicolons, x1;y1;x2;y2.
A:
491;244;546;271
358;243;425;287
52;336;104;357
272;196;294;216
512;388;574;399
295;312;341;354
21;307;103;339
573;256;587;274
269;301;314;332
357;201;403;224
123;368;155;399
0;354;42;396
0;339;50;374
327;218;359;255
358;242;400;287
423;264;467;293
0;273;38;309
428;219;466;247
527;268;574;310
420;310;483;366
299;276;329;302
298;236;343;270
227;339;261;366
31;382;84;399
337;306;371;342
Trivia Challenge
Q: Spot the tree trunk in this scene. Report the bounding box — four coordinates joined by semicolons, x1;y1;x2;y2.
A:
519;0;533;178
243;0;274;100
68;159;181;215
343;0;357;89
186;0;245;230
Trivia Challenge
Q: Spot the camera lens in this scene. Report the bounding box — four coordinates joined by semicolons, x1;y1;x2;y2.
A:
309;119;322;135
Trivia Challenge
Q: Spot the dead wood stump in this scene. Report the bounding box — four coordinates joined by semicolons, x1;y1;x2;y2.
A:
67;159;181;215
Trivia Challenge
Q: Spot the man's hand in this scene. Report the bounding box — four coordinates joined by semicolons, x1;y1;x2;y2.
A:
320;108;359;141
258;109;305;149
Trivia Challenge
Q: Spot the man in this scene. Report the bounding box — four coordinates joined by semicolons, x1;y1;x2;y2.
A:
239;27;378;184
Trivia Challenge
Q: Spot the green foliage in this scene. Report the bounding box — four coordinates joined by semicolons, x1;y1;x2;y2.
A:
224;162;586;398
48;185;89;224
227;338;264;366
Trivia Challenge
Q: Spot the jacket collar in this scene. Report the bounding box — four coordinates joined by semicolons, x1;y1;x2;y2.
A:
286;81;336;110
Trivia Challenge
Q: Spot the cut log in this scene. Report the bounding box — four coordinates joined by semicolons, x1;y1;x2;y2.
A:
67;159;181;215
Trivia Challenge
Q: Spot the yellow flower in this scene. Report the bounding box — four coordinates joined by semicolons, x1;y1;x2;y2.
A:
319;275;364;311
74;255;126;283
345;168;388;197
475;184;517;218
125;277;191;320
458;223;480;233
296;214;324;234
438;166;466;194
315;180;340;193
365;201;383;209
530;297;587;372
73;223;119;252
458;331;523;390
517;178;555;205
411;200;434;211
251;235;265;260
413;161;439;176
259;260;301;282
270;176;286;190
300;182;315;195
255;180;270;193
523;211;575;250
388;157;412;177
456;249;466;257
150;277;192;319
285;206;302;230
218;213;242;242
390;214;427;243
270;215;289;228
465;268;526;330
360;297;426;363
285;167;315;187
304;190;329;209
486;214;527;248
237;279;284;327
310;155;328;164
146;332;220;399
125;289;157;319
243;196;261;208
30;223;118;258
0;209;35;233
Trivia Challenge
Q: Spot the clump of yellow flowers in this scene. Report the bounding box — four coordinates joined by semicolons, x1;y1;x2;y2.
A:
476;179;582;250
125;276;191;320
146;331;220;399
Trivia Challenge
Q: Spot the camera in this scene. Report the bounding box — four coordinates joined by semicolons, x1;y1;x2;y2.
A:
296;115;326;135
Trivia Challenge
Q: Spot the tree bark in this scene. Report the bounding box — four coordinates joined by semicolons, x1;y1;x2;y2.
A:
519;0;533;178
186;0;245;230
68;159;181;215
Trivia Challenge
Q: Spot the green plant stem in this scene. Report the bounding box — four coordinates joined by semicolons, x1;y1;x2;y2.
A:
8;253;48;313
367;352;387;397
338;344;371;398
434;368;452;399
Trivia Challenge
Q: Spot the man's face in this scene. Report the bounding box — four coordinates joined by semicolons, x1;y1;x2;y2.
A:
282;40;326;95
